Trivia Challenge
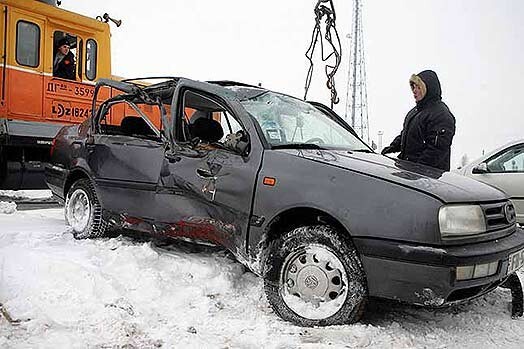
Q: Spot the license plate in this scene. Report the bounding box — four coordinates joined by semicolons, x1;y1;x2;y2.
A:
508;248;524;275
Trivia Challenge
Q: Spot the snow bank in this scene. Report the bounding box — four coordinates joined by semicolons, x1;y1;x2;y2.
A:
0;201;16;214
1;208;524;348
0;190;52;200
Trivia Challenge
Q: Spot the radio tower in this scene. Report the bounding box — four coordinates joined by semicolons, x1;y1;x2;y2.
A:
345;0;369;143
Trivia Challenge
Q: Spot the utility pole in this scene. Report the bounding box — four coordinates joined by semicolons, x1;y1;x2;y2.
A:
345;0;369;143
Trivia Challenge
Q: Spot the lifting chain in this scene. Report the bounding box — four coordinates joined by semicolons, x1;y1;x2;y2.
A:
304;0;342;109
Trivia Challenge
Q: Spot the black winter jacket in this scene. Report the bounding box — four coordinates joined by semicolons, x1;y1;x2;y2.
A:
53;51;76;80
387;70;456;171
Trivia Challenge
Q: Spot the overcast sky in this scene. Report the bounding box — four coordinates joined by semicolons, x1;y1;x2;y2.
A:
63;0;524;167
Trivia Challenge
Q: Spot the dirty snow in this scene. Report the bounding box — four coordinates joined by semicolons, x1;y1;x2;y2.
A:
1;194;524;348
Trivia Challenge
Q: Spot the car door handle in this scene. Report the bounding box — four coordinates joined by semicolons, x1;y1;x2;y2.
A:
196;168;216;179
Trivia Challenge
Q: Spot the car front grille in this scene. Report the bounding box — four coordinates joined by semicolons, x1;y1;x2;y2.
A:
481;201;517;231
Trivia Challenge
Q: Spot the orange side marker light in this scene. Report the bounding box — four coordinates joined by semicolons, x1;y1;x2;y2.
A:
263;177;277;186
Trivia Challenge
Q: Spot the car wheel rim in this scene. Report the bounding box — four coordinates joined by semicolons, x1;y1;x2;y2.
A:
66;189;91;232
280;244;348;320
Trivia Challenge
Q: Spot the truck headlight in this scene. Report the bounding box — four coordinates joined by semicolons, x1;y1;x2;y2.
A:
439;205;486;238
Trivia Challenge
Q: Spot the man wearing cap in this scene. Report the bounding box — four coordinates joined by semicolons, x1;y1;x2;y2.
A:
381;70;456;171
53;37;76;80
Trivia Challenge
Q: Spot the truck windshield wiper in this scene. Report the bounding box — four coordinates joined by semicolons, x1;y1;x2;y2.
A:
272;143;326;150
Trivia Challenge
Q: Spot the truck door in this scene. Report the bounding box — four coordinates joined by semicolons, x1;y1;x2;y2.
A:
8;10;45;120
44;30;99;124
157;86;263;253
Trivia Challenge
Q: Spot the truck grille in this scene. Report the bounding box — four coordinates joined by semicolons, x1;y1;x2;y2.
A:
481;201;517;231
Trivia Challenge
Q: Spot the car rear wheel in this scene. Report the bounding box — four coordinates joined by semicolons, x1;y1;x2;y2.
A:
65;178;108;239
264;225;367;326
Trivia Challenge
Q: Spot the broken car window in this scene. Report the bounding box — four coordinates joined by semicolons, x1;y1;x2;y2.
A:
240;92;367;150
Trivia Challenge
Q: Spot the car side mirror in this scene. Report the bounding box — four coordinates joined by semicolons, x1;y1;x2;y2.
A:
472;162;488;174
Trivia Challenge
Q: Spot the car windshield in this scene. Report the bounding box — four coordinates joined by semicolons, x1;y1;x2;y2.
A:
240;91;369;150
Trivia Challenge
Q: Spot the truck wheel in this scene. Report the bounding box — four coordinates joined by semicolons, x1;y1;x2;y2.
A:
264;225;367;326
64;178;108;239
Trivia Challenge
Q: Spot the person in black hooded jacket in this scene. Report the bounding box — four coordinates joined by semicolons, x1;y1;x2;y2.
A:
381;70;456;171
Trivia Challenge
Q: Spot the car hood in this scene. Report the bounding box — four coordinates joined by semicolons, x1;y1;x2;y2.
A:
278;149;507;203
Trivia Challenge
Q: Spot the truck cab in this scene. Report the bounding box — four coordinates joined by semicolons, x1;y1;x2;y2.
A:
0;0;112;189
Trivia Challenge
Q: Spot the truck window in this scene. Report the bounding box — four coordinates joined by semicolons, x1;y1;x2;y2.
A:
86;39;97;80
16;21;40;67
53;31;77;80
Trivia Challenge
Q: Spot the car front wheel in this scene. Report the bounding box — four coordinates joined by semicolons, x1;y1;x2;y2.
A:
264;225;367;326
64;178;108;239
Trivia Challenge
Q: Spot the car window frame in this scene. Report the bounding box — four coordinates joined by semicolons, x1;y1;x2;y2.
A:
176;88;248;154
94;99;162;142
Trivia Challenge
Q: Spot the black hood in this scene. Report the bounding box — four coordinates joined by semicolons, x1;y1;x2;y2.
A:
417;70;442;108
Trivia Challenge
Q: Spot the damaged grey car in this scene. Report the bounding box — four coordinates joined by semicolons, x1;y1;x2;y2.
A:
45;78;524;326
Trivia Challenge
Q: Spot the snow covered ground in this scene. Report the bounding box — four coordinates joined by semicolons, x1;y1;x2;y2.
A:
1;194;524;348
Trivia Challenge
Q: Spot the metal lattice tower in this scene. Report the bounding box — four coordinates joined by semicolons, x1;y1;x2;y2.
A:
345;0;369;143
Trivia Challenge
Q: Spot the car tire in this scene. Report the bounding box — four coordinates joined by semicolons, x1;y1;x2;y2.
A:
64;178;109;239
264;225;367;326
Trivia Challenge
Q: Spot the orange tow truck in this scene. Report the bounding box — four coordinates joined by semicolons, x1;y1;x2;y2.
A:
0;0;157;189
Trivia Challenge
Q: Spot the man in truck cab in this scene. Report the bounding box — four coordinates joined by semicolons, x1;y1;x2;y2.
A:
53;37;76;80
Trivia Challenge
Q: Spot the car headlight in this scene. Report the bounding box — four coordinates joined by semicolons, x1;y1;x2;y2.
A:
438;204;486;238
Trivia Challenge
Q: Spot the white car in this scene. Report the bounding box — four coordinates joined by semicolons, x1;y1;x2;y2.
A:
458;139;524;224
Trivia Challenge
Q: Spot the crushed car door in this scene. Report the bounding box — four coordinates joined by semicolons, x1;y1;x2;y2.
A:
155;87;263;252
88;107;165;220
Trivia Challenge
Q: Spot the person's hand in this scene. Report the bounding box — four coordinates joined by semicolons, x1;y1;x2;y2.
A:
381;146;395;155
